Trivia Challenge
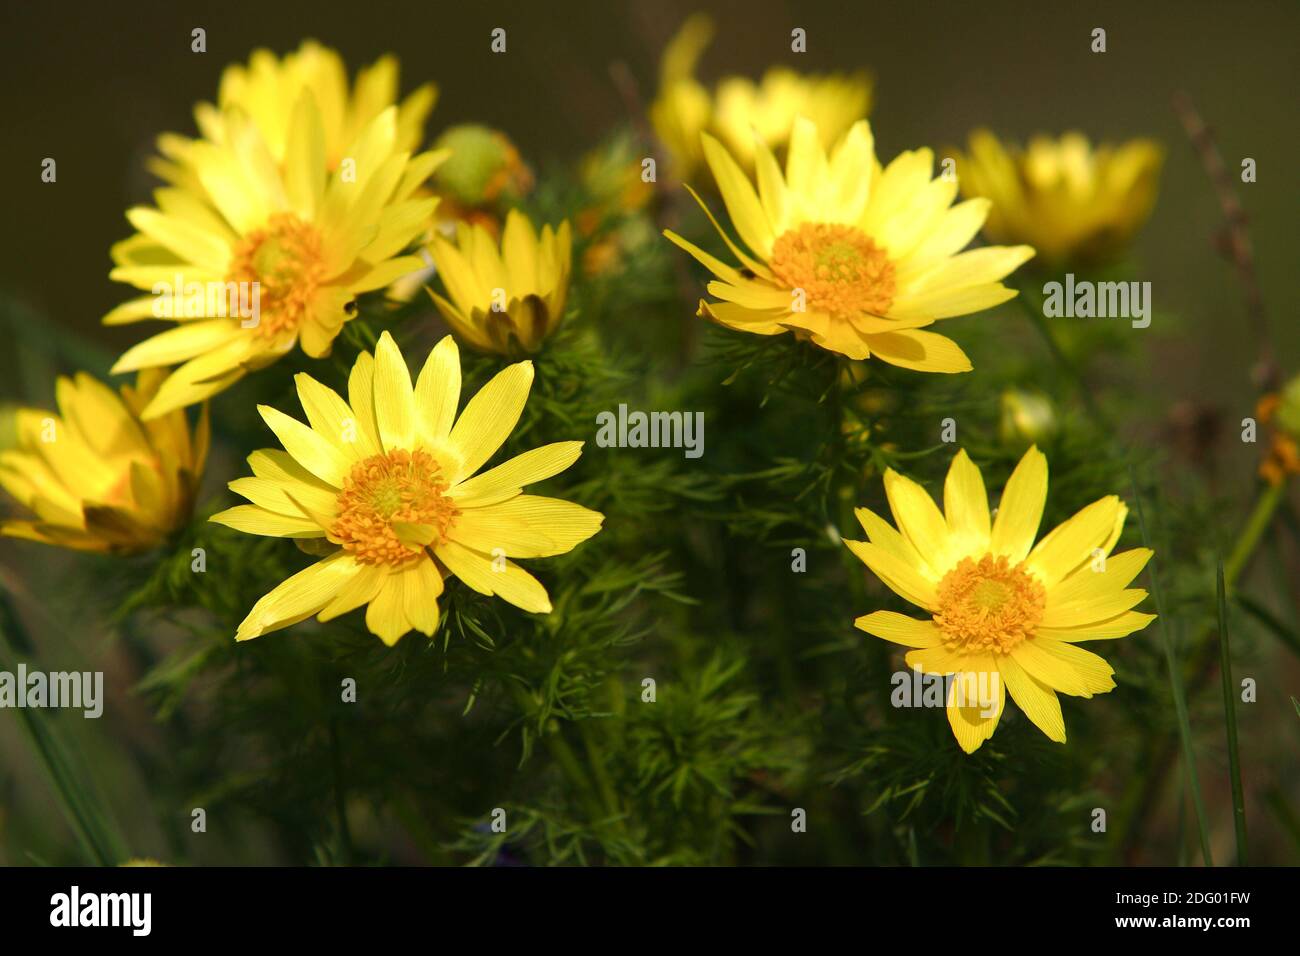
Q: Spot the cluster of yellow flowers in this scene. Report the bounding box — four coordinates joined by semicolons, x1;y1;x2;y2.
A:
2;41;592;649
1;26;1176;753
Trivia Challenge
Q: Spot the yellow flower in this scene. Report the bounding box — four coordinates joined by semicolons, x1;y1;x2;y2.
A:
0;370;209;554
427;210;573;355
105;99;446;418
957;130;1163;266
650;14;870;180
664;117;1035;370
151;41;436;188
211;332;602;646
846;447;1155;753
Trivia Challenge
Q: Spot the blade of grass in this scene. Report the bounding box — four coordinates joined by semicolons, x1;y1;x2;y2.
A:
1216;561;1248;865
1128;466;1214;866
0;585;126;866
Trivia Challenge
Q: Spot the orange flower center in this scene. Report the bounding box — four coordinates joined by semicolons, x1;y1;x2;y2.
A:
227;212;327;339
933;554;1045;654
769;223;896;318
329;450;459;567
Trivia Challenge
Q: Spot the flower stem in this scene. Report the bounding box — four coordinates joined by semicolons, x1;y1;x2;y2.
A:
1014;282;1110;429
1216;562;1249;865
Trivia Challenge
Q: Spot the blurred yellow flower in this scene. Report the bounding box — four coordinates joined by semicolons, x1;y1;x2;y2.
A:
999;388;1057;448
847;447;1154;753
650;14;870;180
151;41;436;188
428;210;573;355
432;124;534;208
957;130;1163;266
0;370;209;554
105;99;446;418
212;332;602;645
664;117;1034;370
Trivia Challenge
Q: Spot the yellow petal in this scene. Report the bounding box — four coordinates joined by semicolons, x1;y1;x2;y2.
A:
946;658;1004;754
400;557;443;636
943;449;991;557
1037;610;1156;642
997;653;1066;742
853;506;939;580
904;645;969;675
258;404;350;487
701;133;774;259
450;441;583;507
414;335;460;446
365;572;411;646
235;553;358;641
452;495;602;557
1027;496;1121;588
989;445;1047;563
372;331;415;451
883;468;953;572
844;539;938;610
210;504;325;538
853;610;941;648
434;539;552;613
447;361;533;482
295;373;373;458
861;329;972;373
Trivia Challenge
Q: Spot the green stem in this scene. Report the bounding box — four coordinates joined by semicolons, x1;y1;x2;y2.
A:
0;587;126;866
510;685;608;824
1216;562;1249;865
1129;467;1214;866
1015;282;1109;429
1223;481;1285;589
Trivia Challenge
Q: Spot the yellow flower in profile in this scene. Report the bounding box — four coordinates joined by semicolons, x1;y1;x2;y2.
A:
650;14;870;180
664;117;1035;370
151;41;436;188
846;447;1155;753
0;370;209;554
212;332;602;646
957;130;1163;266
427;210;573;355
106;100;446;418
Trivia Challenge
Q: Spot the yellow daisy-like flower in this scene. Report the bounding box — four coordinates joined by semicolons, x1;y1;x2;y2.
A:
211;332;603;646
846;446;1155;753
0;370;209;554
151;41;436;188
427;210;573;355
664;117;1035;370
650;14;870;180
956;130;1163;266
105;100;446;418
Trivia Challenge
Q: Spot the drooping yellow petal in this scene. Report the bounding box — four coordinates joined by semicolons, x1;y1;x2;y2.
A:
235;553;361;641
997;653;1066;742
435;539;552;613
946;658;1004;754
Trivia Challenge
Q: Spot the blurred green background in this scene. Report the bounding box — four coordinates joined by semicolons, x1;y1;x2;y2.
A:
2;0;1297;400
